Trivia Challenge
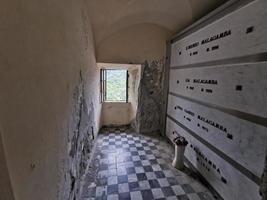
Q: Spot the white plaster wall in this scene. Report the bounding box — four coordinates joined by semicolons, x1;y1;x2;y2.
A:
101;102;131;126
0;0;101;199
87;0;226;64
96;24;170;64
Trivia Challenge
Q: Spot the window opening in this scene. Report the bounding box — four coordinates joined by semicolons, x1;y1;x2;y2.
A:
100;69;128;102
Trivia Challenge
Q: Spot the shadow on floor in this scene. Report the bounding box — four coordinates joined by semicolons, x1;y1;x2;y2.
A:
80;126;217;200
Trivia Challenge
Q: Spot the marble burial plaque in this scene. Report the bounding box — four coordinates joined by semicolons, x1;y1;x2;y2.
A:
166;118;261;200
171;0;267;67
167;94;267;177
169;62;267;118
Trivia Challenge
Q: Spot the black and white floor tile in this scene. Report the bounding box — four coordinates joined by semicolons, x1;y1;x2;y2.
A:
81;127;216;200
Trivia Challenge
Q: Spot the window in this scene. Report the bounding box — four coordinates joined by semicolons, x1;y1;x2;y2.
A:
100;69;128;102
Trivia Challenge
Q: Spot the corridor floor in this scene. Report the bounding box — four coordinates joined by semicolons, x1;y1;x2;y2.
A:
81;126;216;200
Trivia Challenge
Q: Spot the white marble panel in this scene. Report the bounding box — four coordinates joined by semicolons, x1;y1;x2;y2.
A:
169;62;267;118
167;94;267;177
171;0;267;67
166;118;261;200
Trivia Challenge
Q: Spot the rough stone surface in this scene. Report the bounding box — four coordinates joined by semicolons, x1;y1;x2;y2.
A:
134;59;165;134
66;71;96;200
261;150;267;200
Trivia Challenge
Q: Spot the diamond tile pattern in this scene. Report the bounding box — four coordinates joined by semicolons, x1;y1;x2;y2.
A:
82;127;216;200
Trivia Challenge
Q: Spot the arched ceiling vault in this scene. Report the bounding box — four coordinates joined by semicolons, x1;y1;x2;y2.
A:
86;0;227;64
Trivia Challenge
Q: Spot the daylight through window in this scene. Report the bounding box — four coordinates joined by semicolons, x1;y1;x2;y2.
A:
100;69;128;102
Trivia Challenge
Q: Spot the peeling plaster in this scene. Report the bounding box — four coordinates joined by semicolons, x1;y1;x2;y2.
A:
67;71;97;200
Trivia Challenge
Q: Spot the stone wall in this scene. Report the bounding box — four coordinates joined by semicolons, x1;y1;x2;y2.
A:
134;59;165;134
128;68;141;123
261;150;267;200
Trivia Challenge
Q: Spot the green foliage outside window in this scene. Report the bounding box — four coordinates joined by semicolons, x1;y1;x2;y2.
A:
106;70;127;102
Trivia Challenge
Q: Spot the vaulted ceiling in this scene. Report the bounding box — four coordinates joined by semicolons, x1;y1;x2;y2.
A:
87;0;227;64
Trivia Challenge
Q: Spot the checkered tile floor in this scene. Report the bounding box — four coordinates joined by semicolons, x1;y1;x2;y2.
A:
81;127;216;200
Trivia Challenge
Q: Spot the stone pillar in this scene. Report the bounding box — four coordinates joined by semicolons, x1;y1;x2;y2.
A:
134;59;164;134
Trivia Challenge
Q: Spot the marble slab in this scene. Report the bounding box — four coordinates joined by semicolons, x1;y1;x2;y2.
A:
167;94;267;177
166;118;262;200
170;0;267;67
169;62;267;118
